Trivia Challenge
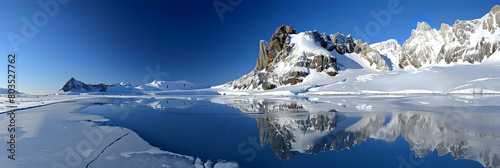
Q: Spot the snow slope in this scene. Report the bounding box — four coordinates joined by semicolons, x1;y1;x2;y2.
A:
482;50;500;64
215;61;500;96
307;64;500;95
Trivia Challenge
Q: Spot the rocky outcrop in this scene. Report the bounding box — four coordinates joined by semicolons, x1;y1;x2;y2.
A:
330;32;356;54
231;25;391;90
267;25;296;60
329;33;392;71
254;40;269;71
231;25;338;90
231;70;263;90
484;5;500;33
354;39;393;71
260;25;304;90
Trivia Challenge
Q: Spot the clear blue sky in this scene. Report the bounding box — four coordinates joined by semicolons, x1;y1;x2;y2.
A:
0;0;497;94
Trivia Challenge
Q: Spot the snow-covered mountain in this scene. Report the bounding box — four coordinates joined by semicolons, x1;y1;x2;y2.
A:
394;5;500;69
60;77;112;92
230;25;391;90
225;5;500;92
59;77;209;94
369;39;402;69
370;5;500;69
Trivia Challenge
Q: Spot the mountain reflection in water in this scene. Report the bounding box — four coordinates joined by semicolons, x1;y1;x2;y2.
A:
212;95;500;168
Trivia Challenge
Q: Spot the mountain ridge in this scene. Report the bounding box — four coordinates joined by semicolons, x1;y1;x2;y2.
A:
228;5;500;91
59;77;209;94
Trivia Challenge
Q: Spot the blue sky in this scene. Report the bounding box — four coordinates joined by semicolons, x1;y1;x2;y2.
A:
0;0;497;94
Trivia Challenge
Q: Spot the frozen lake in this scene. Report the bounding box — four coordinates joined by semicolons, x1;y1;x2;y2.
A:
69;95;500;168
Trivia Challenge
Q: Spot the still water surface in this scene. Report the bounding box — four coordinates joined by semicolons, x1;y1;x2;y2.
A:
78;95;500;168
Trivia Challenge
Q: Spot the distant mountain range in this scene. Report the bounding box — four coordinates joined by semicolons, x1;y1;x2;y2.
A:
227;5;500;91
0;88;24;94
60;5;500;95
59;77;210;94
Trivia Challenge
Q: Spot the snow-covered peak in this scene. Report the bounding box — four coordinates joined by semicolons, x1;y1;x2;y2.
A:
415;22;432;32
148;80;164;86
370;39;402;69
370;39;400;55
109;82;133;87
400;22;446;69
289;31;334;57
488;5;500;23
412;22;440;37
118;82;132;86
483;5;500;34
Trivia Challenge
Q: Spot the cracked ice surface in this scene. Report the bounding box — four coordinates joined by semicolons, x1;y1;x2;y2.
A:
0;97;238;168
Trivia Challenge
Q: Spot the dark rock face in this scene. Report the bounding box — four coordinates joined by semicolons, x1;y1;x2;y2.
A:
254;40;269;71
91;84;109;92
260;26;339;90
61;77;92;92
320;32;391;72
331;32;356;54
60;77;111;92
313;31;328;48
267;26;296;61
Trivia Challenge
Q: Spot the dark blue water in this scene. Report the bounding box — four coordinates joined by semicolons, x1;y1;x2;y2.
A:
77;97;488;168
